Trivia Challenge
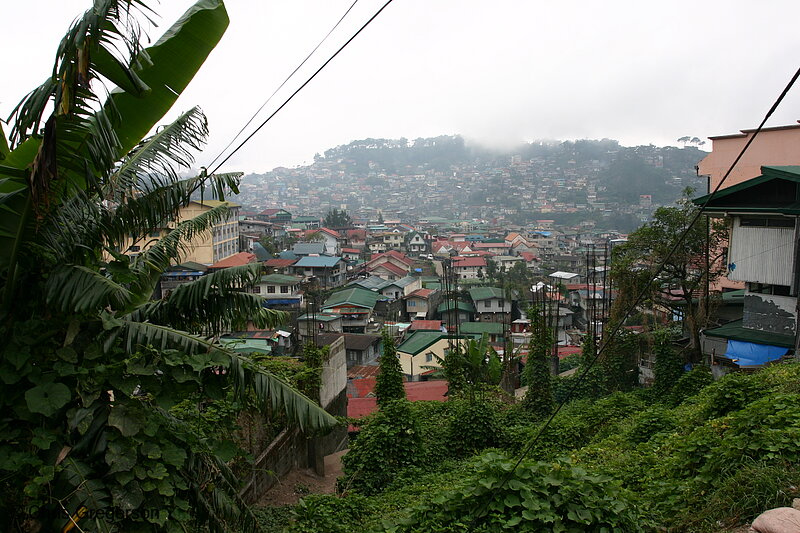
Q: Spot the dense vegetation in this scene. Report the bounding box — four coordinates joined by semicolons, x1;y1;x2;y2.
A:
261;358;800;532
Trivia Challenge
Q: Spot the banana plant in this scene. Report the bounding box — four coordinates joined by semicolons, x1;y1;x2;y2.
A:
0;2;337;531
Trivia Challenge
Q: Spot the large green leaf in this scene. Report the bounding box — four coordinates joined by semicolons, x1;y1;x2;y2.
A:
25;382;72;416
105;0;229;156
112;320;339;432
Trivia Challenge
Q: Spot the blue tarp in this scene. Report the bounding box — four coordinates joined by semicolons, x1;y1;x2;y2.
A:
723;340;789;366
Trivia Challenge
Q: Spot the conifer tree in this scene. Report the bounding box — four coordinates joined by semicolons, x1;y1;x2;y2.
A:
375;329;406;407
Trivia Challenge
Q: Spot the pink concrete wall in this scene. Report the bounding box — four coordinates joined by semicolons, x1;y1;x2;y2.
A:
697;123;800;191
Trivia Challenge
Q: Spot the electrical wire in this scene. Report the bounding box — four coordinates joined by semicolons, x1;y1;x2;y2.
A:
205;0;360;170
466;64;800;531
208;0;395;176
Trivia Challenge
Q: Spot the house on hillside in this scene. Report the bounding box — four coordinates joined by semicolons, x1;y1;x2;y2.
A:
343;333;382;367
366;251;414;281
396;331;474;381
377;276;421;300
252;274;304;309
292;256;344;287
452;256;486;279
321;287;384;333
264;258;297;274
314;227;343;256
405;288;440;321
469;286;513;324
460;322;505;344
297;313;343;342
437;300;476;330
257;208;292;224
405;231;428;255
159;262;208;297
692;166;799;370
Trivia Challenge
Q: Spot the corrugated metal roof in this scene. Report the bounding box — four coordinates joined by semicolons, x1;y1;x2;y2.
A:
703;319;794;348
294;256;342;268
322;287;383;309
468;286;505;301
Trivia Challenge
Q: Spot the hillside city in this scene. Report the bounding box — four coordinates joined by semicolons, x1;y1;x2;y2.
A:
4;1;800;532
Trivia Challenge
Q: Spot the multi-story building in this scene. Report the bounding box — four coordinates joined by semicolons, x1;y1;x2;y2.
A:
118;200;241;265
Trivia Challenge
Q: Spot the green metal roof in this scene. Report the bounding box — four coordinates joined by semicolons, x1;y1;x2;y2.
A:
437;300;476;313
397;331;476;355
692;165;800;214
459;322;504;335
703;319;794;348
259;274;301;284
469;286;506;301
297;313;341;322
220;339;272;355
322;287;383;310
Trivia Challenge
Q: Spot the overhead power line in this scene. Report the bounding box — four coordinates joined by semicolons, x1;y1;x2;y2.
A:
206;0;360;170
208;0;395;175
467;64;800;531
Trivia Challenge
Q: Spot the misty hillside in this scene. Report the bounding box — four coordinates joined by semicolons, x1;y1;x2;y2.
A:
239;136;707;227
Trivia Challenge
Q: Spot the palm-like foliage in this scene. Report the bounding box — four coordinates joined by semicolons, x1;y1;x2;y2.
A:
0;1;336;531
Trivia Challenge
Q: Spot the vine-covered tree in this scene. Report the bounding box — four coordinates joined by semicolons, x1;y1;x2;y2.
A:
523;306;554;418
375;330;406;407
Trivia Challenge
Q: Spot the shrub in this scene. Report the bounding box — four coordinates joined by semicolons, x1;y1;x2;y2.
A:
291;493;375;533
341;400;420;494
666;364;713;406
447;399;501;457
382;451;647;532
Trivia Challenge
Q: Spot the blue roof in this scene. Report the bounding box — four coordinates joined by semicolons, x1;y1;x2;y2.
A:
294;256;342;268
278;250;298;260
252;242;271;261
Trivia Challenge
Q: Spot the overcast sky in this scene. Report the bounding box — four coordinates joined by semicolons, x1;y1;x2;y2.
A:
3;1;800;173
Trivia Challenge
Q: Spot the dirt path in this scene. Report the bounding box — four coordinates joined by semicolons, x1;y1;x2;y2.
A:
259;449;348;507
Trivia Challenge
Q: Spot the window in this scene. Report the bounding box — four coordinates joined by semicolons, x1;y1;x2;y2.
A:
280;286;289;294
425;352;433;362
740;217;794;228
267;286;276;294
149;231;160;238
129;245;140;252
484;301;491;308
408;300;416;307
747;283;791;296
253;286;261;294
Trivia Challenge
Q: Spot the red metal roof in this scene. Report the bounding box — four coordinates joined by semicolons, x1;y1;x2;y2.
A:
407;288;434;299
369;262;407;277
452;256;486;267
369;250;414;266
265;258;296;267
346;381;448;425
410;320;443;331
209;252;256;269
318;227;342;238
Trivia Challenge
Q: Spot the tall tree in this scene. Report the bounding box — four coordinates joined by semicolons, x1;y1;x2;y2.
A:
323;208;352;228
0;2;336;531
610;193;728;361
375;330;406;407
